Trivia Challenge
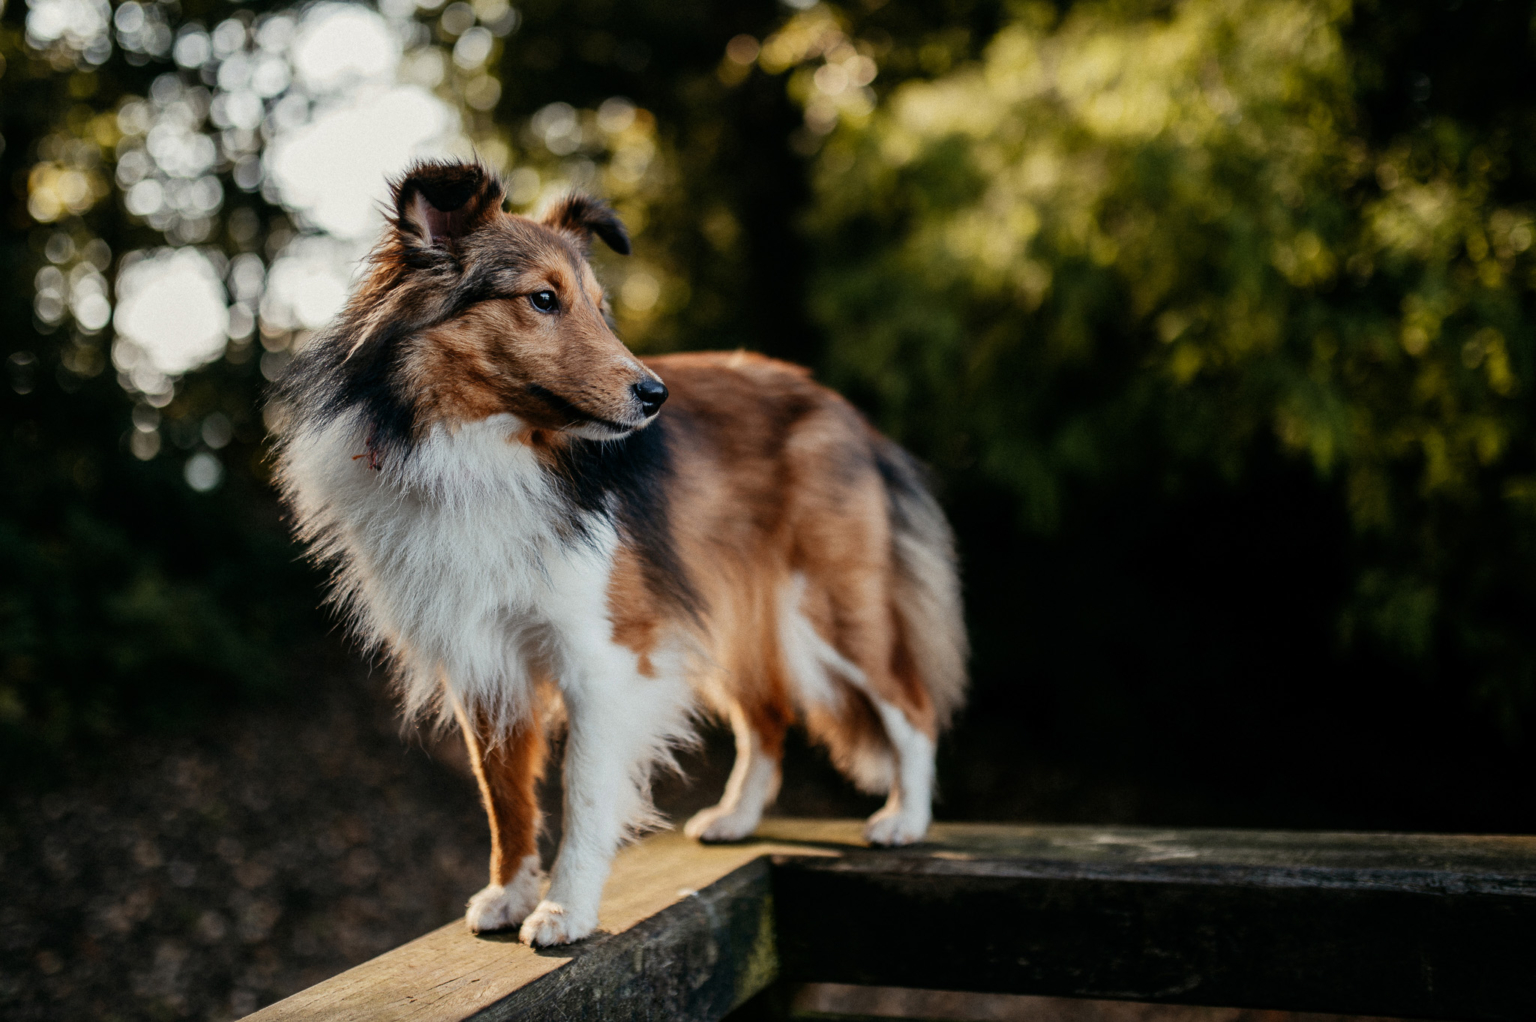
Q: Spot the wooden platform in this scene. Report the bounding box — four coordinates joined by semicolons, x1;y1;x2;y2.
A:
243;820;1536;1022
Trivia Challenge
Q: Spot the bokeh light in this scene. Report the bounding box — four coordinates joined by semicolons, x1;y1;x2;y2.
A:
114;248;230;378
262;236;355;332
25;0;699;441
183;451;224;492
289;3;399;91
266;85;453;239
25;0;112;61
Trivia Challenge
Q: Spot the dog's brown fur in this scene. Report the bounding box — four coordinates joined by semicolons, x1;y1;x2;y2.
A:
640;352;958;776
457;706;545;887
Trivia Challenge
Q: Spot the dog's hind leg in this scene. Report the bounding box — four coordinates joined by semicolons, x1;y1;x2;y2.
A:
779;567;938;846
859;691;935;847
797;565;938;846
458;704;546;934
685;699;785;843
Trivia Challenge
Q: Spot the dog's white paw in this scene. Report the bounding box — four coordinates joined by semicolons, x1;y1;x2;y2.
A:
465;882;539;934
864;804;929;847
465;856;542;934
684;803;761;843
518;899;598;947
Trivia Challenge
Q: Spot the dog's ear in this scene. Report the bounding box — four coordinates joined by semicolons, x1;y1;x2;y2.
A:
542;194;631;256
392;161;504;256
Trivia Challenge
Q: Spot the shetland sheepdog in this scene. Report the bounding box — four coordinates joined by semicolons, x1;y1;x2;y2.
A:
272;160;967;946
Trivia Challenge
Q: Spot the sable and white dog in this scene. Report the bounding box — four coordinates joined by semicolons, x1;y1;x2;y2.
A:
272;160;967;946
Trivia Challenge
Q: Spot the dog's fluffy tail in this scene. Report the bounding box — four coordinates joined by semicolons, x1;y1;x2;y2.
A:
877;440;969;730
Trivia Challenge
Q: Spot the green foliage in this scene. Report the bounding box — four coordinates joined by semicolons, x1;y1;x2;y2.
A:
0;368;320;772
6;0;1536;805
806;0;1536;715
0;0;822;765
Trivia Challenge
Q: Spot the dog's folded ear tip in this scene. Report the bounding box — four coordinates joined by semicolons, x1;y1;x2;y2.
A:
392;160;505;250
603;227;632;256
543;193;632;256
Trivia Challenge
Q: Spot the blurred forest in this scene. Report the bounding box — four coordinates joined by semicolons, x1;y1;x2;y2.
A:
3;0;1536;830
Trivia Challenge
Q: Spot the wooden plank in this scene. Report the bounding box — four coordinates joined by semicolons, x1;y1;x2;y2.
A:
244;821;1536;1022
754;819;1536;887
762;822;1536;1022
245;832;824;1022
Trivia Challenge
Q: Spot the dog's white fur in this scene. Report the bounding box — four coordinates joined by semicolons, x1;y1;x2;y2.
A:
683;700;782;842
770;571;932;844
464;854;542;934
283;410;696;942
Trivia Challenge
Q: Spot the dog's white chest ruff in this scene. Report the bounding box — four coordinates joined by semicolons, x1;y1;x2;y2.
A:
284;412;620;724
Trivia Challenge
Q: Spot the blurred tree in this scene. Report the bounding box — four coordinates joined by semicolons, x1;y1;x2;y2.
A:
802;0;1536;748
5;0;1535;827
484;0;1007;361
0;0;989;771
1;0;320;773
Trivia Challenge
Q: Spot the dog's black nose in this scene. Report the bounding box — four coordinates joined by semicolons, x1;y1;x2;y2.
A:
633;378;668;416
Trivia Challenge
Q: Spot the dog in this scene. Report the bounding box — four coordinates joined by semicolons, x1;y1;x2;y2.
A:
271;160;967;946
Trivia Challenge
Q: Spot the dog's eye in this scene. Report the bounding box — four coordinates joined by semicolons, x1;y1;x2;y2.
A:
529;290;559;313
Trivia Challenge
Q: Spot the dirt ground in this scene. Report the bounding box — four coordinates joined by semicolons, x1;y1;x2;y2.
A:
0;658;877;1022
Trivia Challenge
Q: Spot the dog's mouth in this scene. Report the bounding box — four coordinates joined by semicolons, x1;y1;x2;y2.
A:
525;383;654;439
567;420;637;441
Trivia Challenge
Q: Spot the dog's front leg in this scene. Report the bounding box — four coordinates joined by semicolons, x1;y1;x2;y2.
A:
458;705;546;934
519;664;689;946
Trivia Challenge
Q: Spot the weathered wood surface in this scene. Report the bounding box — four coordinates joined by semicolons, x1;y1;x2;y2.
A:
243;832;814;1022
245;820;1536;1022
762;820;1536;1022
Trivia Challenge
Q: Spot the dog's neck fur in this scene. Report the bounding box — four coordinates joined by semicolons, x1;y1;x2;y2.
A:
282;409;620;732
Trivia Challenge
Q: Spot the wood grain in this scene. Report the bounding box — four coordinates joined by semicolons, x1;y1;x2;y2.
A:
243;821;1536;1022
765;822;1536;1022
244;832;825;1022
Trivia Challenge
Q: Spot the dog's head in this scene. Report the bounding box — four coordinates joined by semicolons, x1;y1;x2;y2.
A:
339;160;664;443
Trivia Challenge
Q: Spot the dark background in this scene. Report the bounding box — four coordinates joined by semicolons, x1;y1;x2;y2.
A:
7;0;1536;1016
5;0;1536;844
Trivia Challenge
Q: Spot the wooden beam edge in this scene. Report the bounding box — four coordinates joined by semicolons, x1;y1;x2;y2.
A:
243;821;1536;1022
243;831;819;1022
